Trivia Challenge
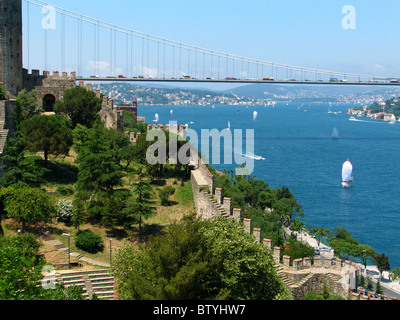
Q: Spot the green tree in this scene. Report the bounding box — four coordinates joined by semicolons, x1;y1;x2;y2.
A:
366;276;374;291
123;110;147;133
285;235;314;260
113;215;289;300
390;267;400;282
75;122;126;224
375;279;383;295
358;244;376;270
55;86;102;128
159;185;175;206
14;89;39;124
20;114;73;165
328;226;360;259
0;85;6;100
303;284;345;300
358;273;366;288
1;131;47;188
71;200;86;230
372;253;390;279
122;168;155;235
0;186;56;231
310;226;330;247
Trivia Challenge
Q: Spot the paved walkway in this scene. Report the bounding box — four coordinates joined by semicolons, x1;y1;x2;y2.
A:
45;238;110;268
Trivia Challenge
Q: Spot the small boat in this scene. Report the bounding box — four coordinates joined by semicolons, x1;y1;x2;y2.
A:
170;109;173;115
349;116;357;121
341;159;353;187
153;113;159;122
242;152;265;160
253;111;258;120
390;114;396;124
227;121;230;130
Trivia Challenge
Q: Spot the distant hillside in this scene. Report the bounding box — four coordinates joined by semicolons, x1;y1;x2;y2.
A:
94;82;265;106
92;82;400;106
224;83;400;103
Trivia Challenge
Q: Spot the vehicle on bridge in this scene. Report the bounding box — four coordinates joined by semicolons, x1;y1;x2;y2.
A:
262;77;275;81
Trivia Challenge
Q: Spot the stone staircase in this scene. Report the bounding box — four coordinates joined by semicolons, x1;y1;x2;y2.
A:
0;129;9;155
276;265;295;287
56;269;115;300
0;101;9;156
205;193;232;219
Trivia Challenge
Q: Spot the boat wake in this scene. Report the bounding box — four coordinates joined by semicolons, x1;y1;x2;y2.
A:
241;152;265;160
349;118;364;122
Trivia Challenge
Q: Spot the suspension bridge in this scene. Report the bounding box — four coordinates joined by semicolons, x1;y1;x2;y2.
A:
20;0;400;86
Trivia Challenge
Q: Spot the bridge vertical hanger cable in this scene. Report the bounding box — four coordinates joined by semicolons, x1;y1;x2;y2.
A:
131;32;134;78
163;40;166;79
109;29;113;76
44;26;47;71
97;21;100;76
210;52;213;79
77;16;81;75
126;33;129;78
218;56;220;79
93;23;96;75
26;0;30;71
61;10;65;72
114;29;117;76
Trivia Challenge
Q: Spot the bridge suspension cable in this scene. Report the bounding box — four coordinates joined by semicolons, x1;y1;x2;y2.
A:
23;0;388;82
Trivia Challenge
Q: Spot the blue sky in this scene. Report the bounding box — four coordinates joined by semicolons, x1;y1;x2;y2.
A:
23;0;400;82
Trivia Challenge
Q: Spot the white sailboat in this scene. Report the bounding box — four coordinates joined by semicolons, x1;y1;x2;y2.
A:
227;121;230;130
153;113;159;122
341;159;353;187
332;127;339;139
390;114;396;124
253;111;258;120
170;109;173;115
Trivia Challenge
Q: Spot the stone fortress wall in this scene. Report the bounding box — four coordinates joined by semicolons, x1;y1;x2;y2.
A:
189;157;397;300
0;0;23;97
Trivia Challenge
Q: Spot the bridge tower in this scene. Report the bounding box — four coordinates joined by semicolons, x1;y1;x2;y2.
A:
0;0;23;97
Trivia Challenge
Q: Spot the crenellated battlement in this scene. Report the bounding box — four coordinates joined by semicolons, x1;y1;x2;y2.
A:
147;123;187;135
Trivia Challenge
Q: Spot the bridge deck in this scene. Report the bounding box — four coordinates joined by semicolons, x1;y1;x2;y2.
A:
77;77;400;86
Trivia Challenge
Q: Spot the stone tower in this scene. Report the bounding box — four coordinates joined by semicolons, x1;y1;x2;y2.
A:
0;0;23;97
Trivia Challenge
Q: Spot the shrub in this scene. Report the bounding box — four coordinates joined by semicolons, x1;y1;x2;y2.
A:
56;199;74;222
0;85;6;100
75;229;104;254
159;185;175;206
56;185;74;195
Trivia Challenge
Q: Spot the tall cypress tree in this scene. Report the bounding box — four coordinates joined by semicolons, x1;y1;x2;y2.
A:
122;168;155;236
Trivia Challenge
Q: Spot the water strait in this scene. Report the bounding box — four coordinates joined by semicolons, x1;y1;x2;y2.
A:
139;101;400;268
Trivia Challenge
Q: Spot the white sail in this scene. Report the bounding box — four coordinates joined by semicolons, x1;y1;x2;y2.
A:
227;121;230;130
253;111;258;120
170;109;173;115
153;113;159;122
390;114;396;124
342;160;353;186
332;127;339;139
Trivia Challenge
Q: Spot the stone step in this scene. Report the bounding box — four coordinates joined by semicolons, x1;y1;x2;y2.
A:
56;269;114;300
